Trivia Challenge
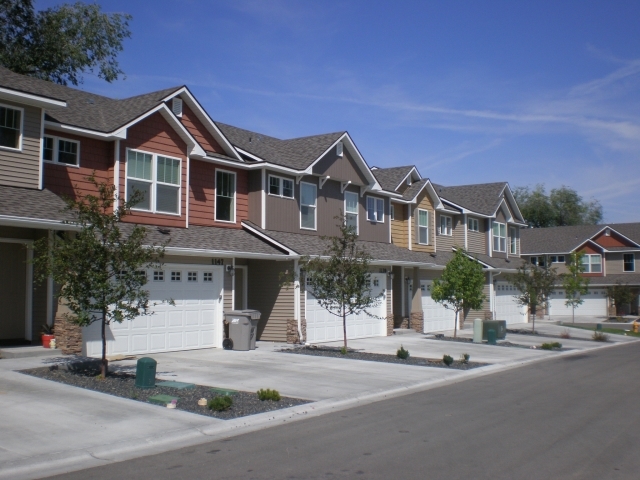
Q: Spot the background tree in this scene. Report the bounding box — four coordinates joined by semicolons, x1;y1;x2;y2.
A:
33;176;167;378
431;249;485;338
302;217;382;351
507;261;558;332
513;184;603;228
0;0;131;85
562;251;590;323
606;282;635;317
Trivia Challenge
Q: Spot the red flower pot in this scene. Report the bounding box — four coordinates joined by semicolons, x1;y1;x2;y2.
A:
42;334;55;348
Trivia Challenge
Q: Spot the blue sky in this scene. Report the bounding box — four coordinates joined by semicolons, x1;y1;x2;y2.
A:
38;0;640;222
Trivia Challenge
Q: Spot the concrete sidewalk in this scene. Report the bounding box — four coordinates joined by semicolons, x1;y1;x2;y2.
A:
0;326;637;480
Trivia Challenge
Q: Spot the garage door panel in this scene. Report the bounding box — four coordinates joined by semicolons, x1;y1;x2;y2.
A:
112;335;129;354
168;311;183;327
549;288;607;317
495;282;527;325
150;333;165;350
185;311;199;326
421;280;456;333
185;330;199;347
150;313;166;328
168;332;183;349
131;334;148;353
131;316;148;329
202;310;215;325
201;330;214;346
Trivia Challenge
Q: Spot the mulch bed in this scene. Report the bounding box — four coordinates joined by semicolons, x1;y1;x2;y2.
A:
20;365;309;420
280;345;487;370
429;335;571;351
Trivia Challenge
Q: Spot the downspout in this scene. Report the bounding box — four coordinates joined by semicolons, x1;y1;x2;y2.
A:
46;231;54;327
407;205;412;250
113;139;120;206
464;214;468;250
294;259;302;342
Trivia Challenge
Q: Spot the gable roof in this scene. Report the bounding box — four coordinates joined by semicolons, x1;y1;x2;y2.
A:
371;166;416;192
432;182;516;218
519;224;640;254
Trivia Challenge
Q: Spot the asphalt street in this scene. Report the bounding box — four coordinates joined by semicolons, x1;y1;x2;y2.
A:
48;342;640;480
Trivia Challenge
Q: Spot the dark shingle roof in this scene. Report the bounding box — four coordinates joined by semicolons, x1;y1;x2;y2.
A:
0;66;182;133
520;223;640;254
371;166;415;192
215;122;344;170
0;185;74;223
584;273;640;286
433;182;508;217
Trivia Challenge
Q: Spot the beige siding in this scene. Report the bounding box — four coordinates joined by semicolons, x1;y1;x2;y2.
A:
391;202;408;247
466;275;491;321
0;100;42;189
467;216;487;255
435;213;463;252
606;252;638;275
247;259;294;342
411;191;436;252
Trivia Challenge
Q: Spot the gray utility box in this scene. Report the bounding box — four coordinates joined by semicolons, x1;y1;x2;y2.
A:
482;320;507;340
225;310;261;351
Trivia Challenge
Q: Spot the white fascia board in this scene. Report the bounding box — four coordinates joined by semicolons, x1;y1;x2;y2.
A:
240;222;299;256
0;87;67;108
571;238;606;253
158;106;206;157
45;121;127;140
452;247;495;269
395;166;422;191
494;198;514;223
369;259;440;268
502;184;526;223
0;215;80;231
235;147;266;163
163;246;295;260
162;87;244;162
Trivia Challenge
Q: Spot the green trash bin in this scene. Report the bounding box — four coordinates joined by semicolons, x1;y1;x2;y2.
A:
487;328;497;345
135;357;157;389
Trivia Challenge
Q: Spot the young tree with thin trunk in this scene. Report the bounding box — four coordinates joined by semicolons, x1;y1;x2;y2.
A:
33;176;167;378
562;251;590;323
302;216;382;351
508;261;558;332
431;249;485;338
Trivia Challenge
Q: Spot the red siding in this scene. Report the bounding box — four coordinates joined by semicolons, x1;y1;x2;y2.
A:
593;230;634;248
189;160;248;228
43;130;113;201
178;102;226;155
119;112;188;228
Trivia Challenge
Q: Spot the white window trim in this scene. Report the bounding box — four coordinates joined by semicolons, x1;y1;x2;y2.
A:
43;134;81;168
215;168;237;224
581;254;602;273
344;190;359;235
623;253;635;272
439;215;452;236
0;102;24;152
468;217;479;232
268;174;294;199
125;148;182;216
493;221;506;252
300;181;317;231
417;208;429;245
366;195;384;223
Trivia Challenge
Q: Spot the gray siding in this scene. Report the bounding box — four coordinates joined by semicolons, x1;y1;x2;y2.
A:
265;169;302;233
467;216;487;255
606;252;638;275
466;278;491;322
0;100;42;189
247;170;263;225
312;147;368;186
436;213;462;252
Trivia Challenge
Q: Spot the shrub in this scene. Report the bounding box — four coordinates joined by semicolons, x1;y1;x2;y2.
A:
541;342;562;350
443;354;453;366
257;388;281;401
593;331;609;342
397;345;410;360
560;329;571;339
208;395;233;411
552;342;562;348
459;353;470;364
340;346;348;355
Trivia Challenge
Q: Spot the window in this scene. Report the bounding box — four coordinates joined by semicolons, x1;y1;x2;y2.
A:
188;272;198;282
581;254;602;273
127;150;181;214
216;170;236;222
203;272;213;282
268;175;294;198
300;182;317;229
153;270;164;281
171;271;182;282
509;227;517;254
493;222;506;252
366;196;384;223
0;104;22;150
624;254;635;272
439;215;452;236
390;204;395;221
345;191;358;232
468;218;479;232
530;256;545;267
418;209;429;245
43;135;80;166
550;255;565;263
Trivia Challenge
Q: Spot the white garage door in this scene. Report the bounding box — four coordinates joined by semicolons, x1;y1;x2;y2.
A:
421;280;456;333
495;282;527;325
549;288;608;317
84;265;223;357
305;273;387;343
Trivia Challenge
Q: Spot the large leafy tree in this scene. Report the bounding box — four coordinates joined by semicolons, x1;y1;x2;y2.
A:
33;176;166;378
0;0;131;85
431;249;485;338
302;216;382;350
513;184;602;228
507;261;558;332
562;251;590;323
606;282;635;317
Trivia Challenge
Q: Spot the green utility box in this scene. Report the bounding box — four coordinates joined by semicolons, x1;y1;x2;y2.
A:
482;320;507;340
487;328;497;345
135;357;157;389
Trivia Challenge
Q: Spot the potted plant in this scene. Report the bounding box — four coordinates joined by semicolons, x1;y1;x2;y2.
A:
41;324;55;348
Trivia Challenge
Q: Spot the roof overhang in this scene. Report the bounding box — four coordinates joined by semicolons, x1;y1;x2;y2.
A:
163;246;292;260
241;222;299;256
572;238;606;253
0;87;67;108
0;215;80;231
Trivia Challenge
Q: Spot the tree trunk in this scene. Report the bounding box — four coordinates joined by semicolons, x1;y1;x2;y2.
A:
531;305;536;333
572;305;575;324
454;310;458;338
342;305;347;351
101;309;108;378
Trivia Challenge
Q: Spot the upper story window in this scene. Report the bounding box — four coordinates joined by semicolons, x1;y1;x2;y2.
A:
468;218;479;232
492;222;506;252
509;226;517;254
268;175;294;199
43;135;80;166
418;209;429;245
127;149;181;214
0;104;22;150
344;191;358;233
624;253;635;272
300;182;317;230
550;255;565;263
581;254;602;273
216;170;236;222
530;256;545;267
439;215;452;236
366;196;384;223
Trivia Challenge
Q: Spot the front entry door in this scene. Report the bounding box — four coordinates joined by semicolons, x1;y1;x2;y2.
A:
0;243;27;340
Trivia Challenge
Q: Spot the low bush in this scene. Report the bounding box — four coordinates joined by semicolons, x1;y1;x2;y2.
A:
443;354;454;366
257;388;281;401
397;345;410;360
340;346;348;355
208;395;233;411
459;353;470;364
593;331;609;342
560;329;571;339
540;342;562;350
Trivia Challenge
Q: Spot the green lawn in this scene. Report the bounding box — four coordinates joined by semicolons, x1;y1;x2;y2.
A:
561;323;640;337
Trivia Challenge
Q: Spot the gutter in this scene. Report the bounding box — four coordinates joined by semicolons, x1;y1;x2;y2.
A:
162;246;297;261
0;215;81;231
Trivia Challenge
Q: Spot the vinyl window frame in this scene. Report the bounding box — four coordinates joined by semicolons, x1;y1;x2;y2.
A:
550;255;565;263
42;134;81;167
268;174;294;199
300;181;317;231
468;217;479;232
581;254;602;273
493;221;506;252
215;168;237;223
0;103;24;152
623;253;635;272
366;196;384;223
344;190;359;234
530;256;546;267
439;215;452;236
417;208;429;245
